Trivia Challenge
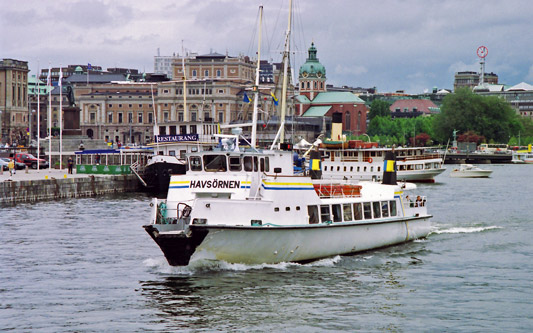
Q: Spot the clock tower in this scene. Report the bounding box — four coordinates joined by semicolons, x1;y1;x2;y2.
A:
298;42;327;100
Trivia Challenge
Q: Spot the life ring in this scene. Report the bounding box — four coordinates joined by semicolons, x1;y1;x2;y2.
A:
368;157;373;163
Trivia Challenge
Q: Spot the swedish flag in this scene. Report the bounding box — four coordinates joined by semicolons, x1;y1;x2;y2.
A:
243;92;251;104
271;92;279;106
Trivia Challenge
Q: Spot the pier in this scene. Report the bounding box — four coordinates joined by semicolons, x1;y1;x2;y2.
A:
444;152;512;164
0;169;140;205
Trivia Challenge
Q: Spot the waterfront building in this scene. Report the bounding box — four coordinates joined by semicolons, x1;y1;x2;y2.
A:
389;99;439;118
454;71;498;91
0;58;30;145
296;43;367;137
476;82;533;120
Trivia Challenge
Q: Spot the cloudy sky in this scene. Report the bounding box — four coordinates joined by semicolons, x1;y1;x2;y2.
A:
2;0;532;93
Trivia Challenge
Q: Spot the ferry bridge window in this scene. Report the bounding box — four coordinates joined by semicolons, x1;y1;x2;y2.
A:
332;204;342;222
363;202;372;219
308;206;319;224
244;156;253;171
390;200;397;216
381;201;389;217
189;156;202;171
254;156;259;171
343;203;353;222
203;155;227;172
353;203;362;220
373;202;382;218
229;157;241;171
320;205;331;223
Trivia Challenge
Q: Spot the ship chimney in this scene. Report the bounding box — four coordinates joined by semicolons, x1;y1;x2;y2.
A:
382;150;397;185
331;112;343;141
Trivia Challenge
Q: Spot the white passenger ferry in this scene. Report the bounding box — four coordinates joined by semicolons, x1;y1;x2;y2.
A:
320;144;445;183
143;148;432;266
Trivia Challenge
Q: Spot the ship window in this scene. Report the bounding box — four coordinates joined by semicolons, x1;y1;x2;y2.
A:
344;166;347;172
296;206;300;211
390;200;397;216
229;157;241;171
378;166;381;172
364;166;367;172
357;166;360;172
286;207;290;211
320;205;331;223
254;156;258;171
260;157;266;172
373;202;381;218
370;166;373;172
244;156;253;171
274;207;280;212
203;155;227;172
337;166;340;171
363;202;372;219
381;201;389;217
353;203;363;220
332;204;342;222
251;220;262;226
189;156;202;171
308;205;319;224
425;163;431;169
192;218;207;225
343;203;352;222
350;167;353;172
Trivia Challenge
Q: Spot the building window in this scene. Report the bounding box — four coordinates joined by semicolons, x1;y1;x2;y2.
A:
218;112;224;122
178;112;183;121
216;69;221;77
204;70;209;77
138;112;143;123
128;112;133;123
191;112;197;121
163;112;169;122
108;113;113;123
148;112;153;123
192;70;197;77
118;113;123;123
90;112;96;123
345;112;351;130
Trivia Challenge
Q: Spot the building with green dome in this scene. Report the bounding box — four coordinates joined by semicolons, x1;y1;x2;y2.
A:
299;42;327;101
296;43;368;136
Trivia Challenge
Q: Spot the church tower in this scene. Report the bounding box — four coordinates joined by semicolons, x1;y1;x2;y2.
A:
298;42;327;100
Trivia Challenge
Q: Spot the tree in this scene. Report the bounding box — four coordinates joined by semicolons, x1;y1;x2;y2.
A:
368;100;391;121
433;88;523;143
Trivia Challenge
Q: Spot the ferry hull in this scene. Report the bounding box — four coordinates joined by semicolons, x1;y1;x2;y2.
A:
143;162;186;195
145;217;431;266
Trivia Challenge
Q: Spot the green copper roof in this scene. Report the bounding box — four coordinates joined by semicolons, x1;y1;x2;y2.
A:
296;95;311;104
302;105;332;117
299;42;326;79
311;92;365;104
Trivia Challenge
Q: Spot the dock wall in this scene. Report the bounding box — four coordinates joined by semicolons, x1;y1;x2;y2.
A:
0;175;140;205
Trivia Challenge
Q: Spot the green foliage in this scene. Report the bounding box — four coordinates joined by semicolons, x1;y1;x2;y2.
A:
368;100;391;121
432;88;523;143
366;115;435;146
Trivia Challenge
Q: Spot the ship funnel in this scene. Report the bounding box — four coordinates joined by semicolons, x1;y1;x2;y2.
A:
382;151;397;185
309;150;322;179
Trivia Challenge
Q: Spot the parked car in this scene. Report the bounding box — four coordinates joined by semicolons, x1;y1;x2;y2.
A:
0;158;8;171
0;157;26;170
12;153;49;169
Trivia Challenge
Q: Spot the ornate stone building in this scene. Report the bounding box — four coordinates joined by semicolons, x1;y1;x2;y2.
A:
0;58;30;145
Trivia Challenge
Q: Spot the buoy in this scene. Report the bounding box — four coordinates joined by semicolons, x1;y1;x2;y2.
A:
368;157;373;163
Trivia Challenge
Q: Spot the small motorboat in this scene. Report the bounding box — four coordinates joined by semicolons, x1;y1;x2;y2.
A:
450;164;493;178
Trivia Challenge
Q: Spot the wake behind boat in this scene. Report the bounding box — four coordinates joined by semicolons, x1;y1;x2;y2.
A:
143;149;432;266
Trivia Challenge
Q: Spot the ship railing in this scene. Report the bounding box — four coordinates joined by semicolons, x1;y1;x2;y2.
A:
398;154;441;161
403;195;428;217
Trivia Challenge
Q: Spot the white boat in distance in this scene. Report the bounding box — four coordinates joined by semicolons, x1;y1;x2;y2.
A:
320;144;445;183
450;164;493;178
511;145;533;164
143;147;432;266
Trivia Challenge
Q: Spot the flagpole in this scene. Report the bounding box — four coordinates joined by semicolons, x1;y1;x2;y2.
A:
59;65;63;171
48;64;52;169
251;5;263;149
37;61;40;170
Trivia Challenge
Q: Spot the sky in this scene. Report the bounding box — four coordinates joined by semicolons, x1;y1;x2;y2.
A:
2;0;533;94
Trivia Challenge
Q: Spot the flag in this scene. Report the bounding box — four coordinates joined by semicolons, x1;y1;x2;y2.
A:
59;68;63;87
87;63;92;70
47;67;51;86
271;91;279;106
243;92;251;104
